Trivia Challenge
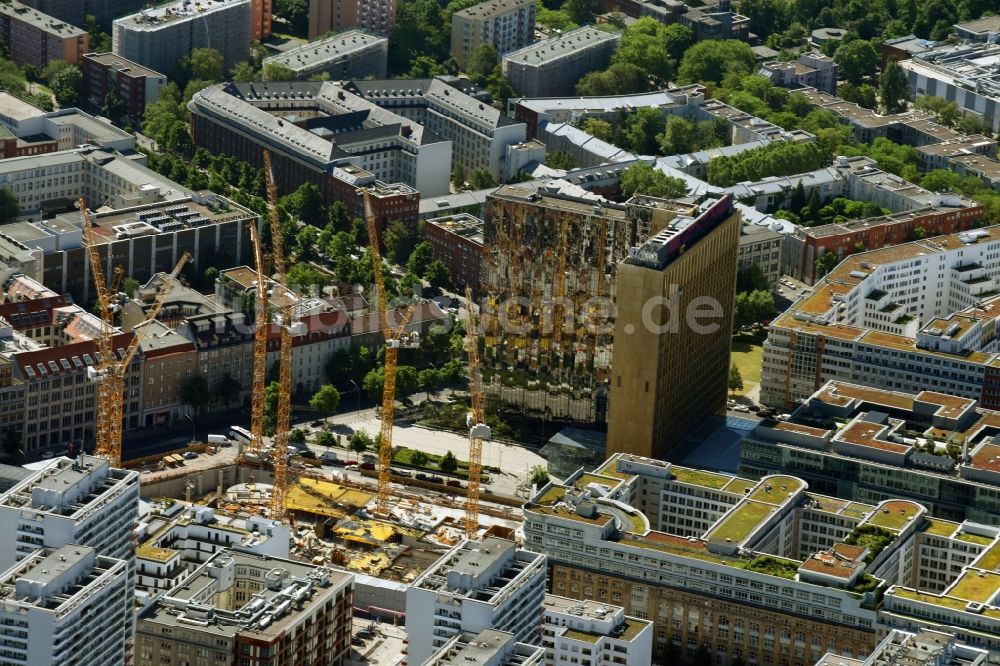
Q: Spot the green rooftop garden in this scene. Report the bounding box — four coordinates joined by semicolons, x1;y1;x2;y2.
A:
671;467;733;490
743;556;799;580
561;628;601;643
622;510;647;534
709;501;775;543
891;588;1000;620
846;525;897;564
976;543;1000;570
957;532;995;547
842;503;875;519
748;476;803;504
923;519;959;538
536;485;567;505
595;461;634;481
948;571;1000;604
867;502;920;531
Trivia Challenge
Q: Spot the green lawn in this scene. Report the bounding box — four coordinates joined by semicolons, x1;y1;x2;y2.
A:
709;501;775;543
731;333;765;395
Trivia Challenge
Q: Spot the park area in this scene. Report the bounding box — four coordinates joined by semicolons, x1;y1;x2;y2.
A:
731;331;765;399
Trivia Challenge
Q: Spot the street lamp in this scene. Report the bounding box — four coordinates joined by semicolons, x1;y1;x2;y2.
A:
348;379;361;415
183;410;196;444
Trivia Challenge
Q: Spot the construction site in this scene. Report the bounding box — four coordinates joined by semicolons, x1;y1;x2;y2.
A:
481;183;700;422
81;149;522;611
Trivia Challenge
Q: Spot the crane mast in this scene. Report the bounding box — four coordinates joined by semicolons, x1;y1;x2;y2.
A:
464;285;489;538
82;199;190;466
247;223;269;460
263;150;293;520
362;189;413;515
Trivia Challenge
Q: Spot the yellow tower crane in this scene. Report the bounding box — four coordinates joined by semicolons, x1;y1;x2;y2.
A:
82;199;190;467
246;222;270;461
464;285;489;538
262;149;301;520
362;188;413;515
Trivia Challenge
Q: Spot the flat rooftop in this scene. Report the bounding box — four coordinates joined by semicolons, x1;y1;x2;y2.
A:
0;91;44;123
504;27;619;67
0;1;86;37
83;52;164;78
264;30;386;71
116;0;248;30
454;0;533;20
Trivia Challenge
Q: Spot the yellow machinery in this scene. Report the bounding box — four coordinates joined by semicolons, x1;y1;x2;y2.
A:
82;199;190;467
362;188;413;515
262;150;300;519
464;285;489;538
246;222;270;460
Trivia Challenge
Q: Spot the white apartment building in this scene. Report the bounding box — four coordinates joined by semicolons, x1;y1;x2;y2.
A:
262;29;389;80
760;225;1000;408
406;536;547;664
0;545;130;666
503;28;620;98
113;0;251;76
345;78;528;182
450;0;535;68
0;93;134;152
0;455;140;570
825;629;991;666
422;629;547;666
542;594;653;666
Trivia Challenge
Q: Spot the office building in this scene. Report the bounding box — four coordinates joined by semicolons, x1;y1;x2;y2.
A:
760;52;839;94
759;225;1000;410
18;0;147;28
188;79;448;199
739;223;784;286
541;594;653;666
422;629;547;666
523;455;887;664
0;455;140;569
740;380;1000;525
0;94;134;158
0;1;88;70
263;30;388;80
112;0;251;77
135;319;197;428
899;44;1000;133
344;77;527;182
135;550;354;666
135;502;289;604
606;194;740;459
423;213;484;294
450;0;535;68
823;629;990;666
502;27;620;98
80;52;167;126
602;0;749;41
406;536;547;664
954;16;1000;43
308;0;396;38
0;545;130;666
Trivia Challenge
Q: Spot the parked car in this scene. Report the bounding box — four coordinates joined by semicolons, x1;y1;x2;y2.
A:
415;473;428;481
392;468;412;477
359;462;376;470
329;459;346;467
184;451;199;459
748;404;760;412
343;460;358;467
357;629;374;639
351;637;366;647
732;405;750;413
311;420;324;427
299;449;317;459
428;476;444;484
446;480;462;488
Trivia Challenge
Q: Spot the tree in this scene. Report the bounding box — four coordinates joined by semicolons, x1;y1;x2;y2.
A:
915;96;959;127
736;265;770;293
911;226;926;240
612;18;679;84
349;430;372;460
451;163;466;189
85;15;111;52
410;450;429;468
620;162;688;199
738;0;789;37
659;116;698;155
880;57;908;115
216;374;241;408
384;220;417;264
677;40;755;85
395;365;419;397
576;63;649;96
425;260;451;291
833;39;879;84
186;48;225;82
0;188;20;224
180;374;211;414
418;368;441;393
281;182;324;227
289;428;306;445
624;107;662;154
310;384;342;412
262;61;297;81
315;431;335;448
100;86;126;122
274;0;309;34
545;151;576;170
407;241;434;277
565;0;601;23
121;277;140;298
581;118;614;143
707;141;825;187
439;450;458;474
815;251;839;278
47;64;83;105
729;363;744;396
230;61;258;82
164;122;192;156
467;44;498;85
529;464;550;487
469;168;497;190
